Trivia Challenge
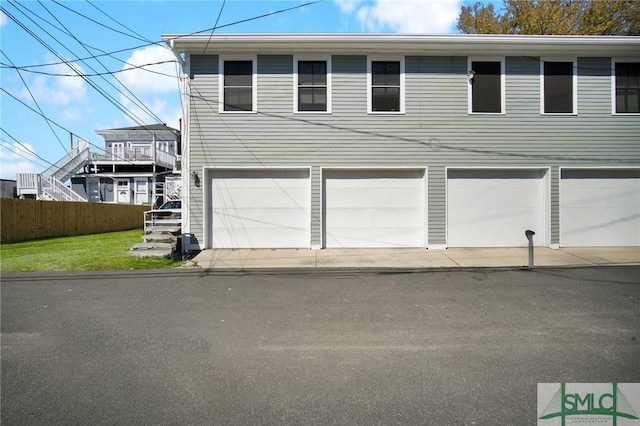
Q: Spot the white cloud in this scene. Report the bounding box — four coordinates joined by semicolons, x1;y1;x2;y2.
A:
0;142;40;180
21;62;88;107
0;10;7;27
119;45;180;95
114;45;181;128
119;92;181;130
335;0;462;33
17;60;90;123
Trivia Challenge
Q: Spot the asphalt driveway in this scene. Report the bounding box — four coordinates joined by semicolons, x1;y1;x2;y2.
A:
2;267;639;425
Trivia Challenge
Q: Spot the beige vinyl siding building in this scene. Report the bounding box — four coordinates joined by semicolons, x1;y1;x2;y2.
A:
164;34;640;251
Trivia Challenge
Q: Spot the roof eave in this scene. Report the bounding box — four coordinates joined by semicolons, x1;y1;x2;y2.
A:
162;33;640;57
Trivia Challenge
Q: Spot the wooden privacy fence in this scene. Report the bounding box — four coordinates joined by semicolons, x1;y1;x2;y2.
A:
1;199;151;243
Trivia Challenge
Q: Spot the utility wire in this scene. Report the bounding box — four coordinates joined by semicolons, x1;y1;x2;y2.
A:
6;1;323;70
37;0;165;125
84;0;163;47
7;1;160;127
1;88;139;166
0;51;68;153
0;138;52;169
52;0;157;45
0;129;59;168
0;60;179;77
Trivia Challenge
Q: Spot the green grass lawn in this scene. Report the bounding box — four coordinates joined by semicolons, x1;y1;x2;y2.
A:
0;230;181;272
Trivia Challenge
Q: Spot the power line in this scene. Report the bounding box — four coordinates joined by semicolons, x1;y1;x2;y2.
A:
52;0;157;45
36;0;165;125
5;0;323;70
0;129;59;168
7;1;161;127
0;59;179;77
0;138;51;169
0;51;68;154
1;88;85;138
1;87;137;166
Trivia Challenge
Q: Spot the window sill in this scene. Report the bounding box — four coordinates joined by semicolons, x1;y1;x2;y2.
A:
540;113;578;116
612;112;640;116
367;111;406;115
294;111;332;115
219;110;257;114
468;112;505;115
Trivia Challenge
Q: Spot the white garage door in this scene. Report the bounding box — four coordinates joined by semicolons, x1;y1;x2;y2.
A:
323;170;425;248
211;169;310;248
561;169;640;246
447;169;546;247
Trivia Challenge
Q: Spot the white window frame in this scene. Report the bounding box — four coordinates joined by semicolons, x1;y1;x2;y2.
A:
218;55;257;113
293;55;332;114
611;58;640;115
540;57;577;115
467;57;505;115
367;56;405;114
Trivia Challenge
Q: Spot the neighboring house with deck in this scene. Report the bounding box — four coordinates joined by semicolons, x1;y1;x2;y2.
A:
17;124;182;206
163;33;640;250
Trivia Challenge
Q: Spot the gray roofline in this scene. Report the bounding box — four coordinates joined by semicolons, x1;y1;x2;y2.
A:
95;124;180;137
163;33;640;57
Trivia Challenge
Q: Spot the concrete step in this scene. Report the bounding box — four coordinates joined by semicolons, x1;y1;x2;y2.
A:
132;242;175;250
145;226;181;234
145;219;182;226
143;233;178;243
127;248;173;257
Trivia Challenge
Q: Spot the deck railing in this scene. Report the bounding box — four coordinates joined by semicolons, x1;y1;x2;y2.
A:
41;175;86;202
92;147;175;167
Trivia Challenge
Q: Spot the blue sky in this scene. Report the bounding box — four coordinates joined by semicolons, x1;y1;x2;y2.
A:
0;0;477;179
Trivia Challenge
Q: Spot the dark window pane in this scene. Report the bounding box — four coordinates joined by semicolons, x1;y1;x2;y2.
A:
224;61;252;86
471;61;501;113
616;62;640;113
372;61;400;86
372;87;400;112
298;61;327;86
298;87;327;111
224;87;252;111
544;62;573;113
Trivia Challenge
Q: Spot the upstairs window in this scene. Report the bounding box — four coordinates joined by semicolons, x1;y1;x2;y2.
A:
368;58;404;113
614;62;640;114
468;59;504;114
541;60;576;114
221;59;255;112
296;60;329;112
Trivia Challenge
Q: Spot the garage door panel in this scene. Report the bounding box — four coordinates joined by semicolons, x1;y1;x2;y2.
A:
561;187;638;208
326;208;422;228
211;170;310;248
325;227;422;248
325;170;424;183
324;170;425;248
325;188;423;208
213;228;309;248
448;207;541;228
449;188;541;209
447;170;546;247
214;208;310;229
214;187;309;208
561;170;640;246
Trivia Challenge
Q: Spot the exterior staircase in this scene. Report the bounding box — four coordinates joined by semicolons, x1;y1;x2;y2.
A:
17;144;90;202
129;209;182;257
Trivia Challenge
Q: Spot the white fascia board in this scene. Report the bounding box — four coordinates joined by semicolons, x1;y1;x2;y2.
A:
163;34;640;57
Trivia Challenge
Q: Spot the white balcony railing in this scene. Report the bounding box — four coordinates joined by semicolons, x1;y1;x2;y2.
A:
41;175;86;202
17;173;39;193
92;147;175;167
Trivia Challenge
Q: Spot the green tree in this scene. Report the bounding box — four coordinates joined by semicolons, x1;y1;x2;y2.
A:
457;0;640;35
